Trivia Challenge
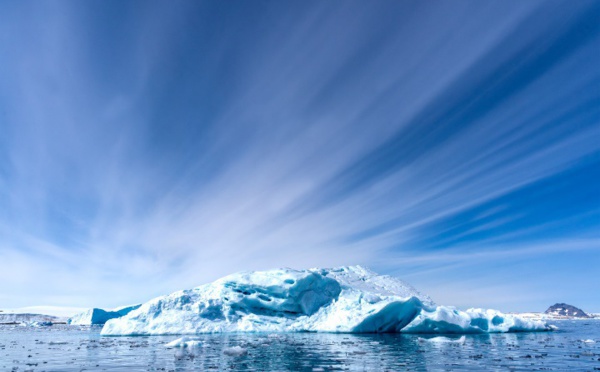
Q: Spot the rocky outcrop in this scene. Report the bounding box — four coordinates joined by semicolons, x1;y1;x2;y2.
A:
545;303;590;318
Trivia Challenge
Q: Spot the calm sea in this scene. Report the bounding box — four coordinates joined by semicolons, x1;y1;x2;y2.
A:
1;320;599;371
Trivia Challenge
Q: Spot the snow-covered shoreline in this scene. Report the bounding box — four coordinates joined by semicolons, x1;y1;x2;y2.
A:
508;312;600;321
0;306;85;318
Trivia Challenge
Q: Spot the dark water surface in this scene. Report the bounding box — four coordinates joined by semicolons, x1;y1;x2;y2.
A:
1;320;599;371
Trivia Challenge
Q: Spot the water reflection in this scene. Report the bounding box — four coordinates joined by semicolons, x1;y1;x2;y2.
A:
167;333;429;371
1;322;599;371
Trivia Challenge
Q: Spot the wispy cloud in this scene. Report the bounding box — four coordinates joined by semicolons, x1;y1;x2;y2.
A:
0;0;598;311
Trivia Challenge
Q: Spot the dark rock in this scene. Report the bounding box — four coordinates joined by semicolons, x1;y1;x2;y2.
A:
545;303;590;318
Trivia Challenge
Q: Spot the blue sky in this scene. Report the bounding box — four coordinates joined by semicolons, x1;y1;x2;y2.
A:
0;0;598;312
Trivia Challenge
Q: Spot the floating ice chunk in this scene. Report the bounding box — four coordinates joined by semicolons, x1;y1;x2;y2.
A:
223;346;248;356
26;321;53;327
174;349;186;360
418;335;466;343
581;339;596;343
165;336;203;348
100;266;553;335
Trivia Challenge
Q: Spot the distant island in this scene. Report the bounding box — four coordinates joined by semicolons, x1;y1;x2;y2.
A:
512;302;597;320
0;313;63;325
545;303;590;318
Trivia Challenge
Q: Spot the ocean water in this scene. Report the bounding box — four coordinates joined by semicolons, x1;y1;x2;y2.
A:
1;320;599;371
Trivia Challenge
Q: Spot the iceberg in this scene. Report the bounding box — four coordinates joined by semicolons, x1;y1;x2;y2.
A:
101;266;552;335
69;304;141;325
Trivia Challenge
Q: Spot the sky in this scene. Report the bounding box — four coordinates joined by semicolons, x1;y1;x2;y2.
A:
0;0;598;313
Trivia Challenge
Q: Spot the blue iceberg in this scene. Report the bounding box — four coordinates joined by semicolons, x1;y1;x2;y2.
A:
100;266;552;335
69;304;141;325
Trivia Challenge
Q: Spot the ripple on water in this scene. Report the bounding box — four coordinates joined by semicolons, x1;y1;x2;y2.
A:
1;320;599;371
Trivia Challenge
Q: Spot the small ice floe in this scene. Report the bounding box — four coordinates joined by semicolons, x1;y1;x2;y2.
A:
165;336;203;348
418;336;466;344
581;339;596;344
548;325;559;331
21;321;53;327
223;346;248;357
174;349;186;360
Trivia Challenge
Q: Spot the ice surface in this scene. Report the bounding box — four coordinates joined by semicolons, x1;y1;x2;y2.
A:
165;336;203;348
101;266;552;335
69;304;141;325
113;304;142;317
25;321;53;327
402;307;551;333
223;346;248;356
418;335;466;343
0;313;61;324
69;309;120;325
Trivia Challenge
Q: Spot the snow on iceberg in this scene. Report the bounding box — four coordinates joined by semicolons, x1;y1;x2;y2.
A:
100;266;552;335
69;304;141;325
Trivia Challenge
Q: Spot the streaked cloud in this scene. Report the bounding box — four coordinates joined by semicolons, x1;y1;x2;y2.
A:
0;0;598;312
